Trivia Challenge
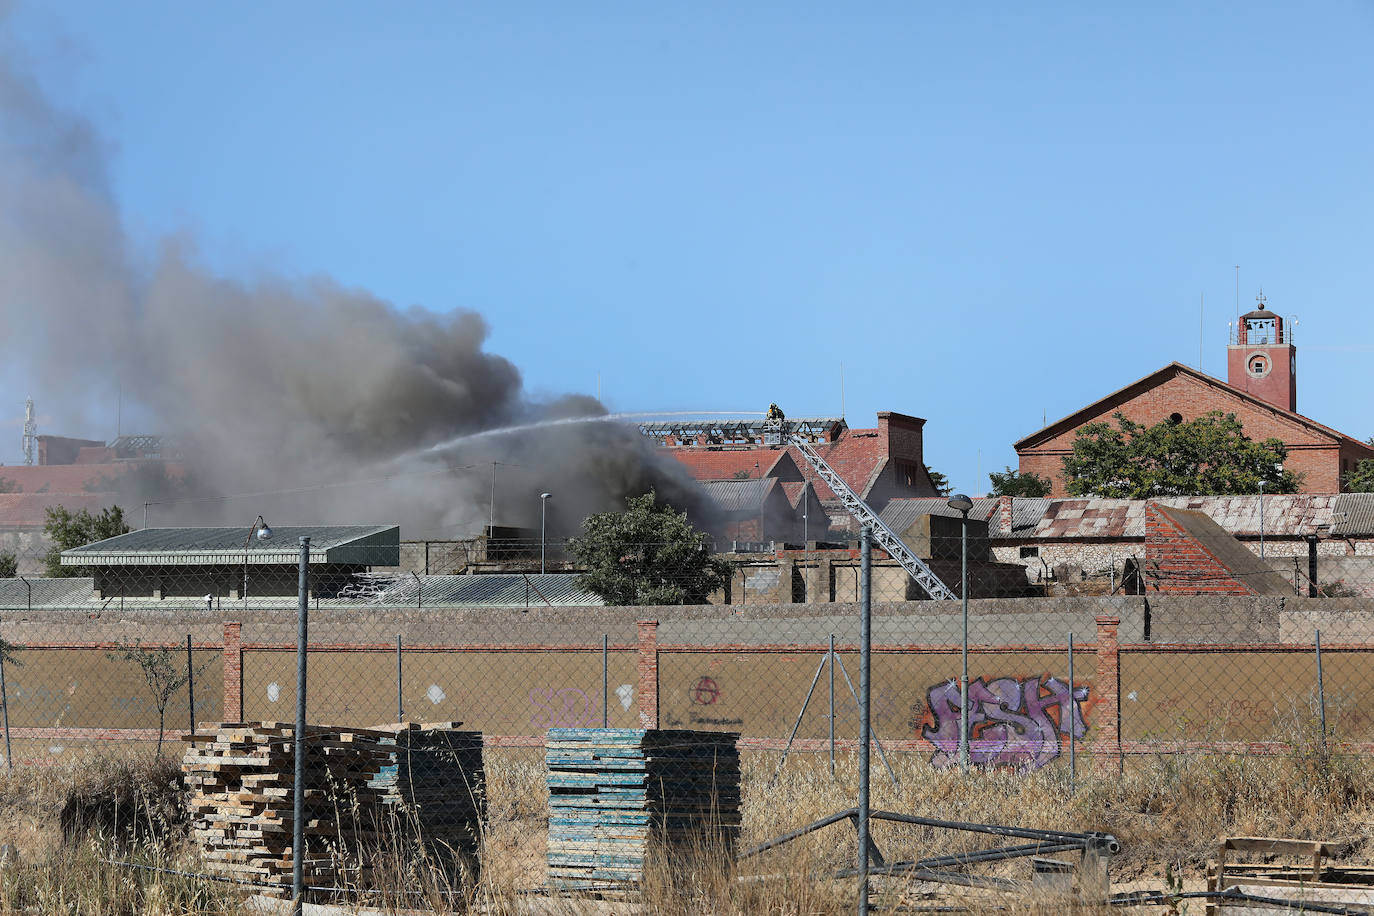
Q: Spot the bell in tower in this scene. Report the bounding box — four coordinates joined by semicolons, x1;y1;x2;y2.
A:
1227;292;1296;412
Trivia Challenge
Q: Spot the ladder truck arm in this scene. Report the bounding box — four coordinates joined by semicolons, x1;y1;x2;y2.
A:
787;434;958;601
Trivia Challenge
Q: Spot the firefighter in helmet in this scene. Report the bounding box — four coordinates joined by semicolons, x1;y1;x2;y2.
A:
766;402;785;422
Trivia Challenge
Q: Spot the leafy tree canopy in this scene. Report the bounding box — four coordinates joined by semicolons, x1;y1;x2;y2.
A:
1344;458;1374;493
924;466;952;497
43;505;131;577
570;491;732;606
988;466;1053;498
1061;411;1301;498
0;552;16;578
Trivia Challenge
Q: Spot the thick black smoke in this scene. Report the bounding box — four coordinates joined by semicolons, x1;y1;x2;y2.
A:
0;26;715;538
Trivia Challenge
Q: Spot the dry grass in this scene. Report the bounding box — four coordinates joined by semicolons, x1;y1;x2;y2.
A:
0;739;1369;915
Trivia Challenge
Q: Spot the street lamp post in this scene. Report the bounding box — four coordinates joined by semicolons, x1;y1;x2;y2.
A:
947;493;973;773
540;493;552;574
243;515;273;610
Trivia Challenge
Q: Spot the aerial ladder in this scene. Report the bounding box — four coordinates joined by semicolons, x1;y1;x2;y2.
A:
786;433;958;600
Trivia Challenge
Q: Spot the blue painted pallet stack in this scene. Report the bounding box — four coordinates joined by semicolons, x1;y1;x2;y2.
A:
371;723;486;883
545;728;741;886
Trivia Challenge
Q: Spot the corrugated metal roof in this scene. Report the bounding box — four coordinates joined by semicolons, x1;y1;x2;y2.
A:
879;498;999;534
699;478;777;513
0;577;95;606
366;573;604;607
1008;498;1052;535
61;525;400;566
1332;494;1374;536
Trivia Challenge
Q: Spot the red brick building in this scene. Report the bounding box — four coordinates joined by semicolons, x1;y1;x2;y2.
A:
1014;303;1373;495
651;411;942;538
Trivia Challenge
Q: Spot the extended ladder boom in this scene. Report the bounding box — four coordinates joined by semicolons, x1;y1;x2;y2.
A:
787;434;958;600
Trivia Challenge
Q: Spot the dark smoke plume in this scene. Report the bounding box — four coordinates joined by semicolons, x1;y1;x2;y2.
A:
0;26;714;539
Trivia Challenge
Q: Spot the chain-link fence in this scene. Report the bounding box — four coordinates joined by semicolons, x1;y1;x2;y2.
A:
1;522;1370;908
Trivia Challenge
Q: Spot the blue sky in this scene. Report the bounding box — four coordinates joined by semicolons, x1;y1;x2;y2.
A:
5;1;1371;492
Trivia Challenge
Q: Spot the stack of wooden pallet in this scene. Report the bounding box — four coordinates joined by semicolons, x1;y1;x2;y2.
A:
183;722;396;893
371;722;486;881
545;728;741;886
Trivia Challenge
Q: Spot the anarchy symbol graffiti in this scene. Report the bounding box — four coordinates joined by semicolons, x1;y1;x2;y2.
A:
689;676;721;706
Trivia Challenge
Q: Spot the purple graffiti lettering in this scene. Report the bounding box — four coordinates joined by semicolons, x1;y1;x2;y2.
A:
921;675;1088;770
529;687;597;729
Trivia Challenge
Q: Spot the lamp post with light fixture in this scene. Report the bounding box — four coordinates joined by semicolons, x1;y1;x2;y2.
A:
947;493;973;772
540;493;552;574
243;515;273;610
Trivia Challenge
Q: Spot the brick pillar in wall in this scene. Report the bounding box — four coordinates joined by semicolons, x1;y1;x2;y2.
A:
1093;615;1121;773
637;619;659;729
999;495;1013;534
223;621;243;723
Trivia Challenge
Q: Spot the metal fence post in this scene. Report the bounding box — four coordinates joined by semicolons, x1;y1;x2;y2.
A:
1068;632;1076;790
602;634;609;728
1;645;11;773
1316;628;1327;750
396;633;404;724
857;526;872;916
829;633;836;777
293;537;310;915
186;634;196;746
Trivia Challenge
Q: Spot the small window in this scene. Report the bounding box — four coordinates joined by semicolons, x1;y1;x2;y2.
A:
1019;546;1039;558
1168;412;1183;425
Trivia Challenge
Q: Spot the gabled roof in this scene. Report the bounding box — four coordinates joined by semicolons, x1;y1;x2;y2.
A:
61;525;400;566
1151;504;1293;596
1014;362;1373;454
791;430;889;502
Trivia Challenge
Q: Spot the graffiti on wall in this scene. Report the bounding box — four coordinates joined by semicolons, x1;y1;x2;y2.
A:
529;687;598;728
922;675;1088;769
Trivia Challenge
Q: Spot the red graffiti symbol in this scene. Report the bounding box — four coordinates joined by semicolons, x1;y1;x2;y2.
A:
690;677;721;706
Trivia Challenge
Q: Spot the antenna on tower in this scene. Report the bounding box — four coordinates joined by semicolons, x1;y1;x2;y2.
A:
22;398;36;466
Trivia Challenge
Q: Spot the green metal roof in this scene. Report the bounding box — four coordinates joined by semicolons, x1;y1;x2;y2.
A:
60;525;399;567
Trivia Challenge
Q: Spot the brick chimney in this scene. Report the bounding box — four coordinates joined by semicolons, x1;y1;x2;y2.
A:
999;495;1013;535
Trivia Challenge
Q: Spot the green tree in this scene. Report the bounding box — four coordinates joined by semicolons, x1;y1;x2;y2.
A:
0;552;16;578
43;505;131;577
1062;411;1300;498
107;641;207;758
570;491;732;606
988;466;1053;497
924;465;952;497
1344;458;1374;493
0;478;17;494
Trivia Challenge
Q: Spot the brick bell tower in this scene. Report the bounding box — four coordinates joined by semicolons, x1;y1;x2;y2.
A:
1227;293;1296;412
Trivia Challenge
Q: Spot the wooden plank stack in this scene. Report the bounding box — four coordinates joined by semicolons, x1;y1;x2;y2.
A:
371;722;486;882
183;722;395;893
545;728;741;886
183;721;486;896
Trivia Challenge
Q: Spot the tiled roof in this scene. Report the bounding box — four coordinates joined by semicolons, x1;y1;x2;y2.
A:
699;478;778;513
790;430;887;502
1028;495;1339;539
1331;494;1374;536
664;449;786;481
779;481;809;509
0;463;157;494
0;492;116;527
